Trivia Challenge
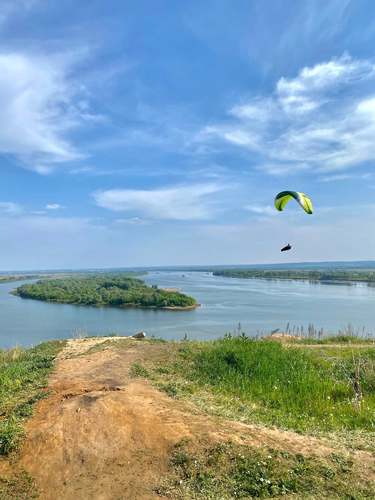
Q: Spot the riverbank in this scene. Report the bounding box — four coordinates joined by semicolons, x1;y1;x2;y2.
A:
1;335;375;499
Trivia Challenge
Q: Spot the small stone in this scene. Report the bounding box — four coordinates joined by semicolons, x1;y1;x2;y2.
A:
132;332;146;339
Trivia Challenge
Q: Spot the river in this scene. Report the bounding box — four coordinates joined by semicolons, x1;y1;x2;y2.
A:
1;271;375;348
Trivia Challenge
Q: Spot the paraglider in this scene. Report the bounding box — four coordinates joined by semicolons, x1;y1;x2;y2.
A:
274;191;313;251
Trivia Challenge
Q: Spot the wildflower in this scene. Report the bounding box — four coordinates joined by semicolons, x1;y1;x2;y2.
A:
260;478;264;482
267;455;272;459
327;396;330;400
266;480;271;484
274;386;278;390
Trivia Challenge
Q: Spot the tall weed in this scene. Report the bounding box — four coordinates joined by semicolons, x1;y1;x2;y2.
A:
187;337;375;431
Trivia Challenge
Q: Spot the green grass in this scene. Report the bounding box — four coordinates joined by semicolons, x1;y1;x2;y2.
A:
295;335;375;345
142;337;375;434
156;441;375;499
129;363;151;378
0;340;66;455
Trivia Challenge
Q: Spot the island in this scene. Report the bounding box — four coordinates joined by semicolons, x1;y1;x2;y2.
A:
11;274;199;309
213;268;375;282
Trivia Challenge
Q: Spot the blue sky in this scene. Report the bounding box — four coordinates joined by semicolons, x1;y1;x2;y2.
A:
1;0;375;269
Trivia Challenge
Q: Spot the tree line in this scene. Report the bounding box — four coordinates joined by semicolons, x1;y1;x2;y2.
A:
0;275;45;284
13;274;197;308
213;269;375;282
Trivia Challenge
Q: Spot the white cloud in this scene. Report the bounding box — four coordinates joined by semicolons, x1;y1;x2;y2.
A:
318;173;373;182
113;218;151;226
30;210;46;214
45;204;65;210
93;183;224;220
244;204;276;216
201;54;375;175
0;202;23;215
0;51;100;173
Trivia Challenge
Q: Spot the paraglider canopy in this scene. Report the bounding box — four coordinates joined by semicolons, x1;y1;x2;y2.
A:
274;191;313;214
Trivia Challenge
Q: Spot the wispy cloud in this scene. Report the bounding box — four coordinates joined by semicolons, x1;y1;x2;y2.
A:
318;173;373;182
0;0;39;26
10;216;95;234
0;51;102;174
93;183;224;220
113;218;151;226
0;214;96;235
280;0;352;48
244;204;276;216
200;54;375;175
45;204;65;210
0;202;23;215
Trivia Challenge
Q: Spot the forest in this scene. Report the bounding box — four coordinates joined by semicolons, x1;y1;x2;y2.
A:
213;268;375;281
13;274;197;308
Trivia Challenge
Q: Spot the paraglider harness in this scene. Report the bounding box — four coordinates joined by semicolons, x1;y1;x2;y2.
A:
281;244;292;252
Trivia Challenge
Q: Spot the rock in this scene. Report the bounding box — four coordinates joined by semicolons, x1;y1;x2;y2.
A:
132;332;146;339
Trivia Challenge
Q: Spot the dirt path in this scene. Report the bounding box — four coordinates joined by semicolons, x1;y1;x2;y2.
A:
2;339;374;499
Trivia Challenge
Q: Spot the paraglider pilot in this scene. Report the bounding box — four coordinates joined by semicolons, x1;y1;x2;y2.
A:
281;244;292;252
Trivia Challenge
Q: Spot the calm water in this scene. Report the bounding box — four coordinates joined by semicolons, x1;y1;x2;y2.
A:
1;271;375;348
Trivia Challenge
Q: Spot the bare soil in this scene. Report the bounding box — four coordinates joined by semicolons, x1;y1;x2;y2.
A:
1;338;373;499
261;334;302;341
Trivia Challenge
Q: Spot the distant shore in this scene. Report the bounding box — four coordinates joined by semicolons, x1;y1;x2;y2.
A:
213;269;375;283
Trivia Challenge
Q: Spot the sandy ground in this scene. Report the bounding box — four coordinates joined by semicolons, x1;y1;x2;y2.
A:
1;337;374;499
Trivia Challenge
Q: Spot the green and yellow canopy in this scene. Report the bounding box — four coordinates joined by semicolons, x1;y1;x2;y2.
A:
274;191;313;214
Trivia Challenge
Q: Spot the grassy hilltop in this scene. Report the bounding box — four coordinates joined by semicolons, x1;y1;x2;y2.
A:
1;329;375;499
